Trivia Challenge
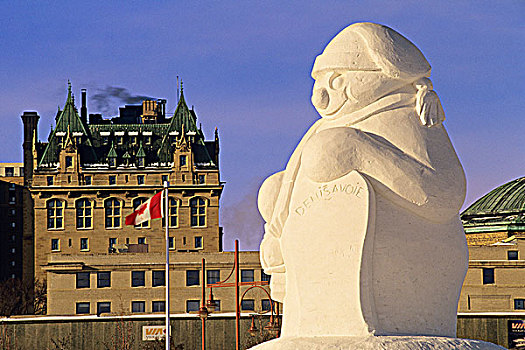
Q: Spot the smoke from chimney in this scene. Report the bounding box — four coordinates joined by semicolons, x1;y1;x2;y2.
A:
90;86;155;116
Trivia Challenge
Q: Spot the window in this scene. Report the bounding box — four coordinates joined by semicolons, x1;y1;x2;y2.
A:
482;268;494;284
80;238;89;251
168;198;179;227
76;199;93;229
138;237;146;245
131;136;137;145
261;270;271;282
11;222;15;228
152;301;165;312
9;195;15;204
241;299;255;311
109;158;116;167
190;197;206;227
137;157;144;167
186;300;200;312
168;237;174;250
65;156;73;168
508;251;519;260
132;198;149;228
105;199;121;228
131;301;145;313
19;167;23;176
76;302;90;314
152;271;165;287
132;271;145;287
109;238;117;248
76;136;82;145
198;174;205;184
47;176;54;186
145;136;151;145
102;136;109;145
51;239;59;251
515;299;525;310
97;272;111;288
262;299;272;312
5;167;14;177
186;270;200;286
117;136;123;145
191;237;202;250
241;269;254;282
207;270;220;285
97;302;111;315
47;199;64;229
9;209;15;215
162;175;168;184
137;175;145;185
85;176;92;185
108;175;116;185
76;272;90;289
179;155;187;166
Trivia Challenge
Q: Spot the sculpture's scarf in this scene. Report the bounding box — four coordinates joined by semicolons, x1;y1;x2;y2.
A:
265;91;418;239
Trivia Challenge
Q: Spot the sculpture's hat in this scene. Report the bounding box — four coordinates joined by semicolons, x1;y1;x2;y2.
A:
312;22;431;81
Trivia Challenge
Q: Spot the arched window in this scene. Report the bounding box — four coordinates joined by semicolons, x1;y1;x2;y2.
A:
190;197;206;227
105;198;122;229
132;198;149;228
76;199;93;229
47;199;64;229
169;198;179;228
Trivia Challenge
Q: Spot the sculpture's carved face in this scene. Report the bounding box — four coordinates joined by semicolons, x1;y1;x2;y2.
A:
312;69;408;119
311;71;350;118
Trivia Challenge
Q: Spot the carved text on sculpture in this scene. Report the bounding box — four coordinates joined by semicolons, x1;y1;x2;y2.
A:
294;182;364;216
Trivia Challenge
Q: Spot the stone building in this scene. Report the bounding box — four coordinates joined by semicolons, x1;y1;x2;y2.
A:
458;176;525;312
21;83;270;315
0;163;24;280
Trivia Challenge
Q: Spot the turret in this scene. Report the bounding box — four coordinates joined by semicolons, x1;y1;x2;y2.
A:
21;111;40;186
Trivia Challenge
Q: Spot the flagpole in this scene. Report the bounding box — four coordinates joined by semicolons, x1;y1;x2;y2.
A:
164;181;170;350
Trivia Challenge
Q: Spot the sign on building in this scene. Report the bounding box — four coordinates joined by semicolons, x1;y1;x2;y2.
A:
142;325;170;341
508;320;525;349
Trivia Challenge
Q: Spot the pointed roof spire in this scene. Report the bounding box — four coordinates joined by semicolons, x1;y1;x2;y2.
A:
136;141;146;158
107;142;117;158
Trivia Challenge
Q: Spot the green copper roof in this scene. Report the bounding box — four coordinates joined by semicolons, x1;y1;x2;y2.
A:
462;177;525;216
36;83;218;170
157;90;214;166
39;82;97;166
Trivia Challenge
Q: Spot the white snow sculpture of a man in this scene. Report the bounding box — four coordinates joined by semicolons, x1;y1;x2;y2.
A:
255;22;504;349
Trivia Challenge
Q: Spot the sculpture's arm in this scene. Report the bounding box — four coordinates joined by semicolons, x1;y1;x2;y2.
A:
258;172;287;302
300;126;465;223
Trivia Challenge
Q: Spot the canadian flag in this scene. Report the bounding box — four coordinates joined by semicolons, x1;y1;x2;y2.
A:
125;191;164;226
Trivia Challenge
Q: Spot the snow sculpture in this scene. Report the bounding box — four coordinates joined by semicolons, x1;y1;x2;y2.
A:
254;22;504;349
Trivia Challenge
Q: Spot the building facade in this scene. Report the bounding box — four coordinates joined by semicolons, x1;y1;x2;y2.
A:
21;82;269;315
459;176;525;312
0;163;24;281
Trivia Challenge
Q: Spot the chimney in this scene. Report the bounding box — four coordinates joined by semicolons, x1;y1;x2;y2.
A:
21;111;40;186
81;89;87;124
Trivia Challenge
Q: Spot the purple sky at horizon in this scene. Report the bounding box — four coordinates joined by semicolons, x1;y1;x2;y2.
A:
1;1;523;251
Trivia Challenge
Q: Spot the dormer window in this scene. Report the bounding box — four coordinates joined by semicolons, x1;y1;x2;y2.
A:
131;136;137;145
117;136;123;145
109;158;116;167
65;156;73;168
102;136;109;145
145;136;151;145
137;157;144;167
180;155;187;167
76;136;82;144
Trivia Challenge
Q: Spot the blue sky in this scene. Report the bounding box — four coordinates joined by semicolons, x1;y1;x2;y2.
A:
1;1;523;250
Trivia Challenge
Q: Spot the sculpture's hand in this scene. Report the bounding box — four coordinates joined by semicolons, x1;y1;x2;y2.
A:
260;232;286;302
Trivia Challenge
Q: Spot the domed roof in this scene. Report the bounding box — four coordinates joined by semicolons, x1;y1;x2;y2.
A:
462;177;525;217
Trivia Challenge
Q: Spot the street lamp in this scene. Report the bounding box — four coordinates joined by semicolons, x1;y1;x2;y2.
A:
203;240;279;350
